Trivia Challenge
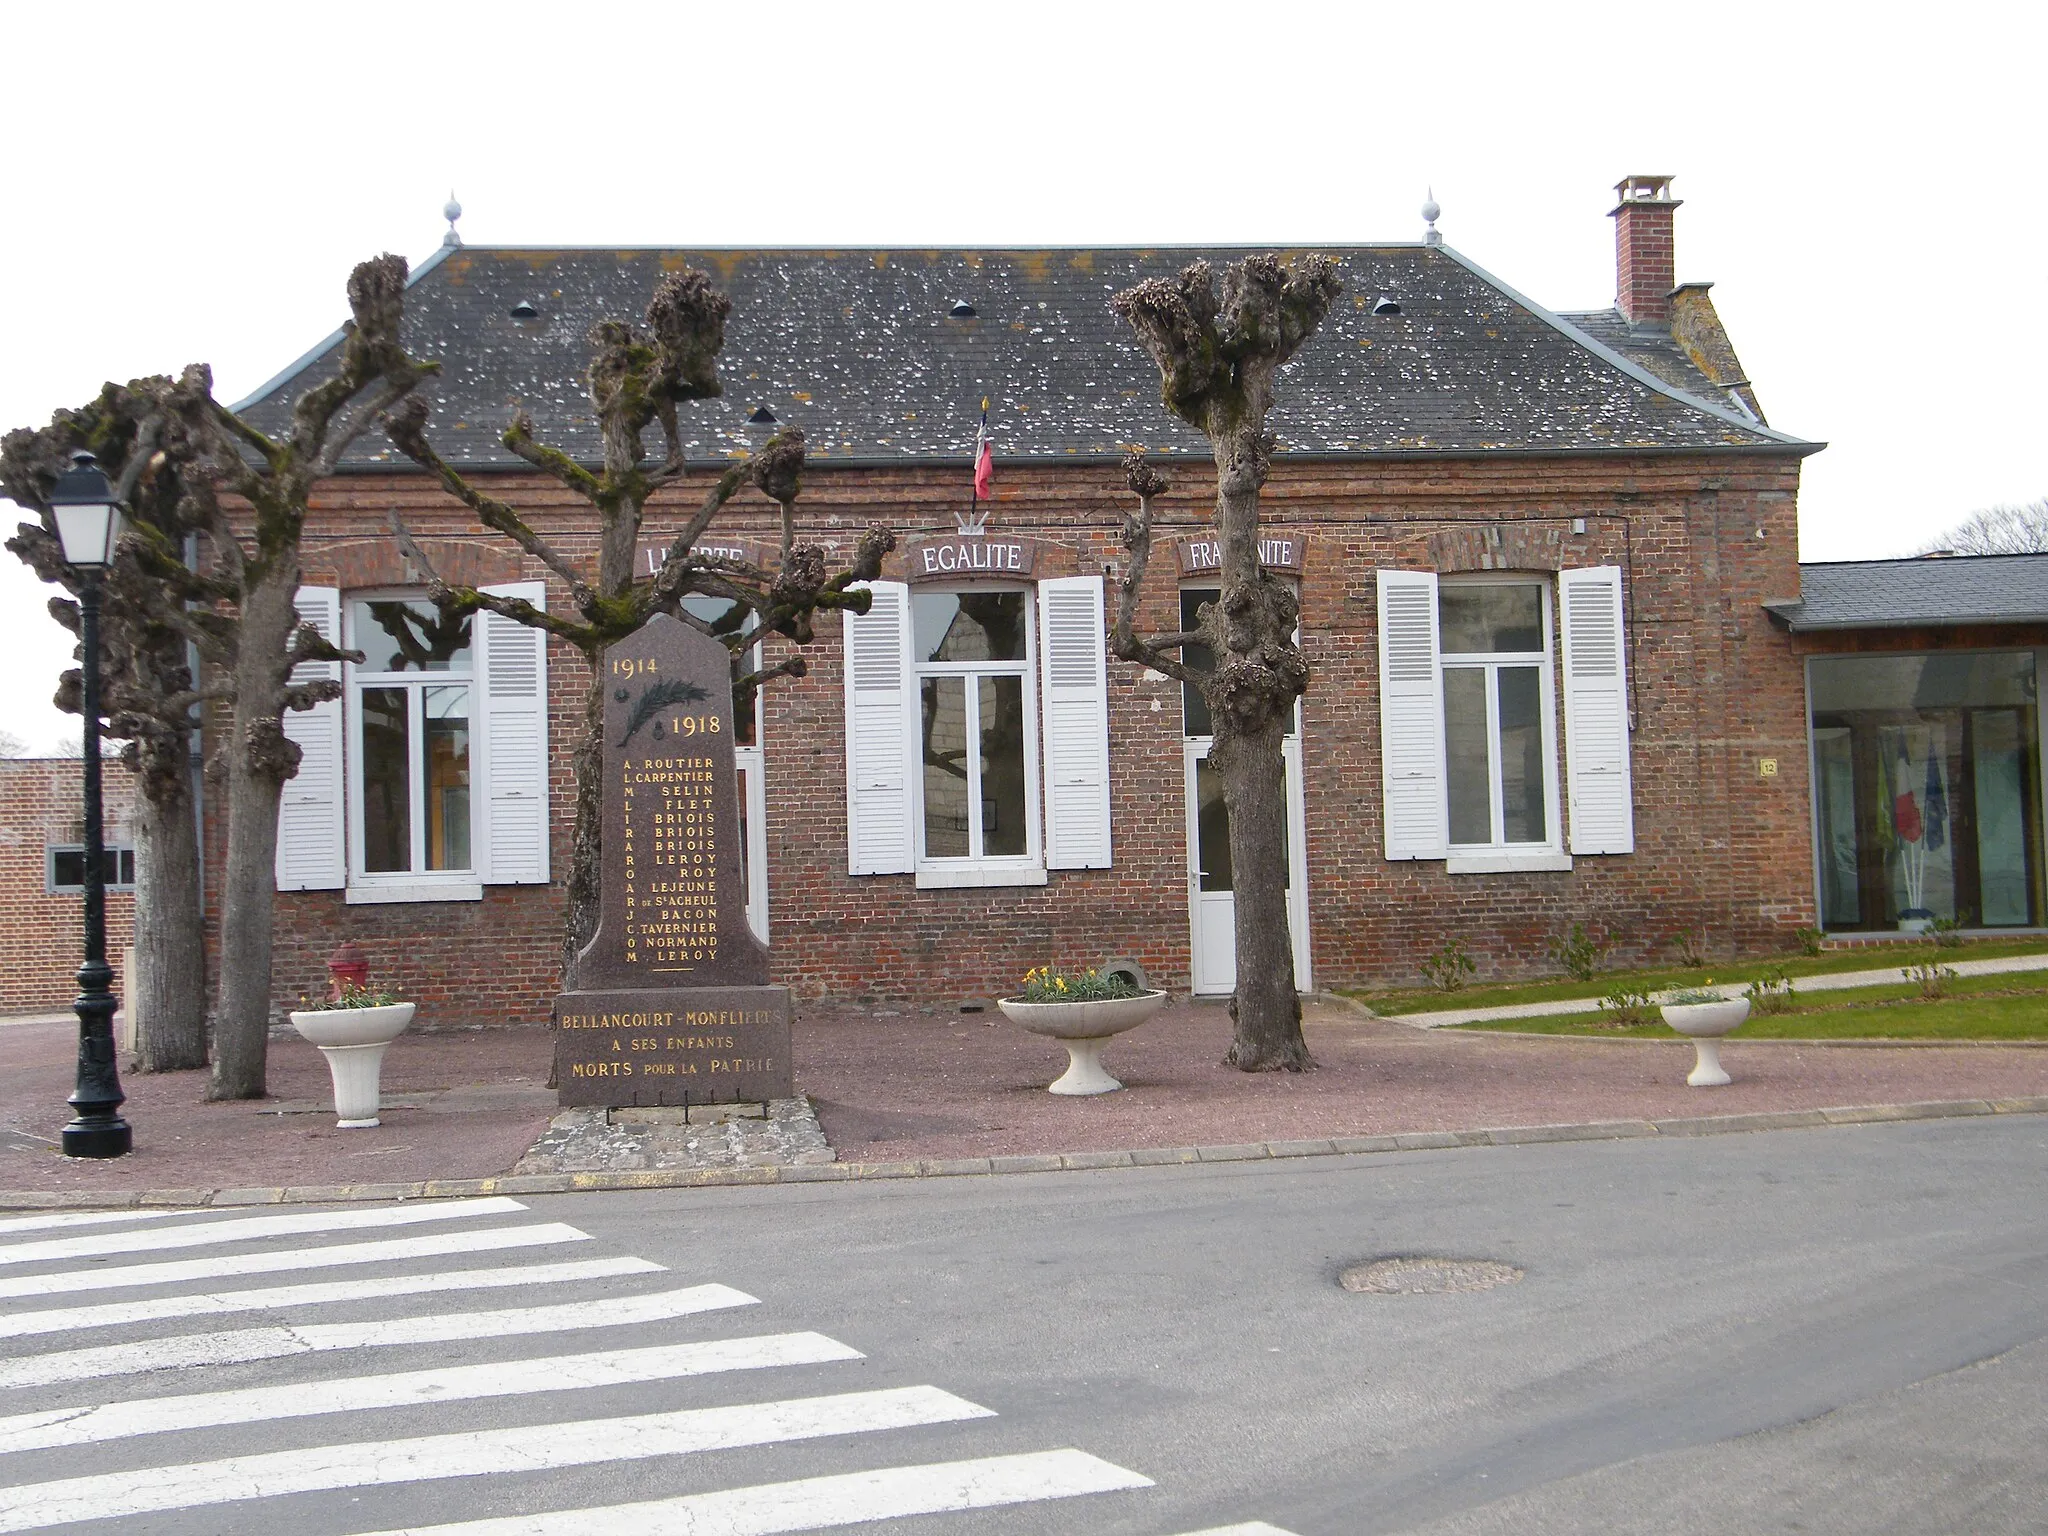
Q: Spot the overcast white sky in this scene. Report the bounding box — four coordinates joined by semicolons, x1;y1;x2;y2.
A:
1;0;2040;752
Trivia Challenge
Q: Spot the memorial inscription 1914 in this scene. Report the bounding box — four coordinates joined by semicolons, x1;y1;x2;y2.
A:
552;612;792;1106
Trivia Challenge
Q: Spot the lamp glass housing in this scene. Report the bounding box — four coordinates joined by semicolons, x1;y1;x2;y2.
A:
54;502;125;568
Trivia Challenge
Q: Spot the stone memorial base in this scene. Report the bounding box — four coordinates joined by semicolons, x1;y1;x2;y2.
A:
553;987;793;1107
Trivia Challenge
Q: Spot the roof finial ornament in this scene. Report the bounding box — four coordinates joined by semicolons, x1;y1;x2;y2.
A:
443;191;463;248
1422;188;1442;248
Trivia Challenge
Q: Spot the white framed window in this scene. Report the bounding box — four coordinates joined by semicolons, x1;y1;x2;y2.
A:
1439;577;1567;871
275;582;550;901
345;592;481;901
912;586;1043;885
47;845;136;894
1377;564;1632;869
843;574;1110;886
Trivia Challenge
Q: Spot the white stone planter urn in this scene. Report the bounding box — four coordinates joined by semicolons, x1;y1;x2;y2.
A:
996;991;1169;1095
1659;997;1751;1087
287;1002;416;1127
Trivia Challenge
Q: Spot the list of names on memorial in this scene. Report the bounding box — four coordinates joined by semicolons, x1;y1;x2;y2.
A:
623;746;721;973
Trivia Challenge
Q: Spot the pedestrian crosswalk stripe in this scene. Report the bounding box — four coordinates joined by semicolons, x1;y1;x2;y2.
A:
344;1448;1156;1535
0;1254;663;1341
0;1332;864;1454
0;1282;759;1389
0;1209;200;1237
0;1385;997;1533
1167;1525;1303;1535
0;1195;525;1268
0;1220;590;1300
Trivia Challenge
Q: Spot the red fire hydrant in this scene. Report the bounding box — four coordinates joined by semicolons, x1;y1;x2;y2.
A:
327;941;370;1002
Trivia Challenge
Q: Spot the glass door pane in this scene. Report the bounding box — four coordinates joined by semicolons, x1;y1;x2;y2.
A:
1814;726;1860;928
1195;756;1232;892
361;687;411;873
920;677;970;857
1443;667;1491;845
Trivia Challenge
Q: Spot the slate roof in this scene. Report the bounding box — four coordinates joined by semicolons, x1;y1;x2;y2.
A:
237;242;1814;469
1766;556;2048;631
1556;308;1755;419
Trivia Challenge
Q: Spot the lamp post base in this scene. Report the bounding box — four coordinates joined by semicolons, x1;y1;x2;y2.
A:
60;1117;132;1159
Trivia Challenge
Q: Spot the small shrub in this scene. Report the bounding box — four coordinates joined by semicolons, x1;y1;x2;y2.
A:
1794;926;1826;958
1547;922;1609;982
1015;966;1141;1003
1928;916;1964;950
1902;957;1958;999
1745;967;1797;1015
1599;986;1655;1026
1420;938;1477;994
1671;928;1708;968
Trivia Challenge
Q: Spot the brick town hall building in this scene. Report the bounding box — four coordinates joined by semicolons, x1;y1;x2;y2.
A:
206;175;1832;1023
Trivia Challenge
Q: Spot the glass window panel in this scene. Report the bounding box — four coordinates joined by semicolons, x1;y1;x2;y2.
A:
1973;709;2031;926
979;676;1028;857
1809;652;2035;713
1181;589;1217;736
919;676;970;857
913;591;1028;664
1195;756;1233;892
421;685;470;871
361;686;412;872
1813;727;1861;928
352;600;472;673
52;849;85;889
1439;584;1543;655
1444;667;1492;844
1498;666;1547;843
682;595;758;745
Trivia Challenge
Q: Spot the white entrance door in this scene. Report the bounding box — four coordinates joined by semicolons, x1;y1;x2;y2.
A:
736;744;768;944
1184;737;1311;995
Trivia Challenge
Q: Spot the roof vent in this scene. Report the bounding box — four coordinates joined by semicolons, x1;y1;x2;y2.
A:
949;300;977;318
747;405;778;425
509;299;538;319
1372;296;1402;316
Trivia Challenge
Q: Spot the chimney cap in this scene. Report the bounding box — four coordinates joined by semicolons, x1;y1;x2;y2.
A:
1612;174;1681;212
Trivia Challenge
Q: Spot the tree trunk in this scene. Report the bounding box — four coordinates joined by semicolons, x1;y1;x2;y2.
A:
1208;428;1313;1071
208;574;300;1101
562;653;608;982
131;766;208;1072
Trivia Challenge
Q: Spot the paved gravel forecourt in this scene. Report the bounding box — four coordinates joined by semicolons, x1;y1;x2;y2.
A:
4;995;2048;1203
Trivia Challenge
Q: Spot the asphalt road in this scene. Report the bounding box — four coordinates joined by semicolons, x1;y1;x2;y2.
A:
2;1115;2043;1534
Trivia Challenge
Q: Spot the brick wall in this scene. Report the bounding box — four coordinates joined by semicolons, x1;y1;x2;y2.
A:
203;448;1815;1021
0;758;138;1013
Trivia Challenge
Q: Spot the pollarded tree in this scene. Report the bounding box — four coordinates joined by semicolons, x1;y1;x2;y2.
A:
384;267;893;977
5;255;437;1099
6;397;217;1071
1110;254;1342;1072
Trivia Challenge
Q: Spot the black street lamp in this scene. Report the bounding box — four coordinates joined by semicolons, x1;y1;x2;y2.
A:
50;451;132;1159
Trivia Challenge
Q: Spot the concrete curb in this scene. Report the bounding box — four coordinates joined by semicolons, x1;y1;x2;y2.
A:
3;1094;2044;1211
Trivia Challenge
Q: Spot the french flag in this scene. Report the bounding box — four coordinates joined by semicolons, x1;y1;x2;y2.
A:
972;401;994;501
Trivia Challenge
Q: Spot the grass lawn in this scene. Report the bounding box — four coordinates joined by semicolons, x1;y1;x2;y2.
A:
1448;966;2048;1041
1354;935;2048;1017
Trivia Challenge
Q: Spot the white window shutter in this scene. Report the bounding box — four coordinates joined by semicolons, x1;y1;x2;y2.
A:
1377;569;1448;860
1039;574;1113;870
275;586;346;891
843;581;916;875
476;581;550;884
1560;564;1635;855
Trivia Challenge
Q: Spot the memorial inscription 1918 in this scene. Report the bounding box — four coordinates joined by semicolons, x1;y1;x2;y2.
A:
552;612;792;1106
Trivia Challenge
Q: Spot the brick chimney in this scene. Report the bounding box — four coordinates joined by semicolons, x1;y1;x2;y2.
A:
1611;174;1682;326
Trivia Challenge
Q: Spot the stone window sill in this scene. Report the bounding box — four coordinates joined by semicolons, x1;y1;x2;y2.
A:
345;880;485;905
914;861;1050;890
1445;851;1574;875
